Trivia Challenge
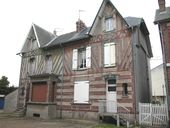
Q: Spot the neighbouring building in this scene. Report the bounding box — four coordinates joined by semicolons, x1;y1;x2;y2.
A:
4;89;18;113
17;0;152;123
154;0;170;111
151;64;166;103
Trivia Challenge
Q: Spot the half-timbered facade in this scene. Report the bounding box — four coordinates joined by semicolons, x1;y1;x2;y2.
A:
17;0;152;122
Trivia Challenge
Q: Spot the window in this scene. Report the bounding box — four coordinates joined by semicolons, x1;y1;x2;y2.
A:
72;46;91;70
107;79;116;92
104;42;116;67
74;81;89;103
44;55;52;73
122;83;128;96
29;58;35;75
105;17;116;31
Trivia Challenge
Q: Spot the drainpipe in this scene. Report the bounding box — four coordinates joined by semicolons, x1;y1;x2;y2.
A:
159;24;169;118
131;26;137;124
59;43;64;119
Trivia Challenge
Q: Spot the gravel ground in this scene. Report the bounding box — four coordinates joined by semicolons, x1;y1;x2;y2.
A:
0;117;97;128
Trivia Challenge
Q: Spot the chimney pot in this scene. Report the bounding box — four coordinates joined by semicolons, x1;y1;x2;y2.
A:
158;0;166;12
76;19;87;32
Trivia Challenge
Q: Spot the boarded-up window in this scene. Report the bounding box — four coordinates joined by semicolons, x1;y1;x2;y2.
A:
104;42;116;67
74;81;89;103
32;82;47;102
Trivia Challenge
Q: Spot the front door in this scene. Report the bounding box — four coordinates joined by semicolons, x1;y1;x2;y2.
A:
106;79;117;113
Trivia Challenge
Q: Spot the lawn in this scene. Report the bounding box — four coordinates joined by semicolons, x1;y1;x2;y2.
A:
92;123;124;128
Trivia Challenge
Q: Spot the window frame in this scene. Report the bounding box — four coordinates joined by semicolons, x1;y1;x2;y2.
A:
44;55;52;73
105;17;116;32
29;57;35;75
72;46;91;70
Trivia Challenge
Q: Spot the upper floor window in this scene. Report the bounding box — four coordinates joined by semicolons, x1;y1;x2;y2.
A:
72;46;91;70
104;42;116;67
44;55;52;73
29;57;35;75
105;17;116;32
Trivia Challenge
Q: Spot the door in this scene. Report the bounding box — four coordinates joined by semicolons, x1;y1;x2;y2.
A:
106;79;117;113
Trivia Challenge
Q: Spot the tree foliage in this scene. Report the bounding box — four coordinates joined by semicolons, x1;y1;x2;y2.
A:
0;76;17;95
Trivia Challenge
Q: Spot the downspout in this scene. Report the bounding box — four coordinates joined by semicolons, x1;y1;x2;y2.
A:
131;26;137;124
159;24;169;113
59;43;64;119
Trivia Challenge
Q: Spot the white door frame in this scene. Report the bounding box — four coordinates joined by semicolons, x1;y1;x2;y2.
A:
106;79;117;113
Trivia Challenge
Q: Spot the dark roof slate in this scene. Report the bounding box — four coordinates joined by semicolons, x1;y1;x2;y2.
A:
46;27;90;47
154;7;170;24
33;24;55;47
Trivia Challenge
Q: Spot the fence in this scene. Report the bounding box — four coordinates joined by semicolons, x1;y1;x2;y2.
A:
139;103;169;127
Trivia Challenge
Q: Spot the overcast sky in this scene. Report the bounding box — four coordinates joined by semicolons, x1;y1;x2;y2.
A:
0;0;169;86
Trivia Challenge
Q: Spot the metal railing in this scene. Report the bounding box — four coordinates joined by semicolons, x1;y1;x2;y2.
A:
98;100;130;127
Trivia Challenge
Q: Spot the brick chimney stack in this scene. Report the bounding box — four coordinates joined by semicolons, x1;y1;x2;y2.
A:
76;19;87;32
158;0;166;12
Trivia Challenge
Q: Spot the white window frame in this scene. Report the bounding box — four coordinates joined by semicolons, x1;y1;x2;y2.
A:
74;81;89;104
72;46;91;70
105;17;116;32
104;42;116;67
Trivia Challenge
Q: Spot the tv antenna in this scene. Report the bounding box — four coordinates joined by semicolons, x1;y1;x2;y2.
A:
79;10;85;20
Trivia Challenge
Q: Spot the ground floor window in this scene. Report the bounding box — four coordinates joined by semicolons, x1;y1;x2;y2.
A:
74;81;89;103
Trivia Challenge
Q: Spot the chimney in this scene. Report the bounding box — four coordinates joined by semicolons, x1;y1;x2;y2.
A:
76;19;87;32
158;0;166;12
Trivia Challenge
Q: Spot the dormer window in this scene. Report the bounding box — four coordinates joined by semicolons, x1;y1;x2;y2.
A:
105;17;116;31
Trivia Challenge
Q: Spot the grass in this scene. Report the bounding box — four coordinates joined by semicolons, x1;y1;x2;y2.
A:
92;123;124;128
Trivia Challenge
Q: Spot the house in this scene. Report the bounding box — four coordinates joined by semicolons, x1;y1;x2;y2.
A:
17;0;152;122
151;64;166;103
154;0;170;111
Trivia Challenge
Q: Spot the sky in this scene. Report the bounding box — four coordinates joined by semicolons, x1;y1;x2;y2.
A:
0;0;170;87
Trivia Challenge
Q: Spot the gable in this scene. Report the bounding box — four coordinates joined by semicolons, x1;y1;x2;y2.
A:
20;24;55;53
21;26;39;53
89;0;128;35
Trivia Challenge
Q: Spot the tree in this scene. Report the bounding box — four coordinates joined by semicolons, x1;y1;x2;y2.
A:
0;76;17;95
0;76;10;87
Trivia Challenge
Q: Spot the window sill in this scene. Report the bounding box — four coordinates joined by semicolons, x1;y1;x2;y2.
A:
71;102;91;105
104;65;116;68
122;95;129;98
73;68;89;71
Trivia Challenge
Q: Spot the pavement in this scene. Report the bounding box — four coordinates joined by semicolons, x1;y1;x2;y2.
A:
0;117;98;128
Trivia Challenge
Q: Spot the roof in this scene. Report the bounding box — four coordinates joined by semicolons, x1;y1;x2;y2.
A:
125;17;153;57
33;24;55;47
125;17;143;27
20;24;55;53
154;7;170;24
46;27;90;48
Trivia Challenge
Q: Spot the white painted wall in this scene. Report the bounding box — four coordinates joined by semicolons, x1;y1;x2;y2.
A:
151;64;166;96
